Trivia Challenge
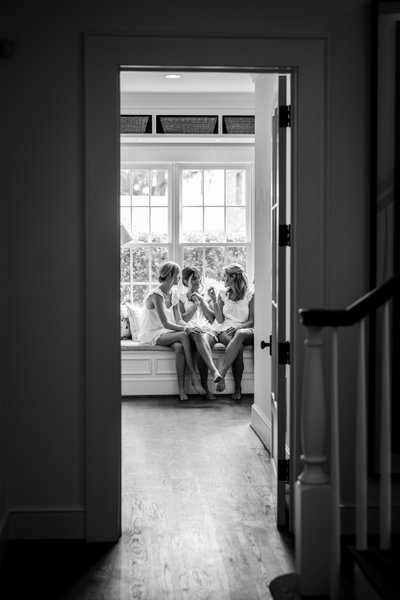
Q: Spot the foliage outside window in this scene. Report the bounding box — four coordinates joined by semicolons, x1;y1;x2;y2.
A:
121;165;252;304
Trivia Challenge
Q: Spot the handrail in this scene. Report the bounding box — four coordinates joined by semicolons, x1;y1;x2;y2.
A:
298;272;400;327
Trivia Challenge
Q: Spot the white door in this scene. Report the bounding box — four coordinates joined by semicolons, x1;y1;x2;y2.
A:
270;75;292;527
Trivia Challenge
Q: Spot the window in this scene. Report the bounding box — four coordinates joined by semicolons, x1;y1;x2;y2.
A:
120;164;252;303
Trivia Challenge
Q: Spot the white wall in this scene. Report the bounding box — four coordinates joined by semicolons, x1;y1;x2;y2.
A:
1;0;372;538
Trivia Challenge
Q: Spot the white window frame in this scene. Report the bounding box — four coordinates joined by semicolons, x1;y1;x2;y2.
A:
176;162;253;284
120;161;254;300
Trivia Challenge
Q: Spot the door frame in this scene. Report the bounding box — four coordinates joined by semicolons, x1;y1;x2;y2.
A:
85;33;327;541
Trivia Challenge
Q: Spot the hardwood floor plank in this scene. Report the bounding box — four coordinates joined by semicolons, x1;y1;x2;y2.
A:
0;396;295;600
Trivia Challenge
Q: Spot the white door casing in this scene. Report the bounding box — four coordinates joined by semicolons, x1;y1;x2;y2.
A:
85;34;326;541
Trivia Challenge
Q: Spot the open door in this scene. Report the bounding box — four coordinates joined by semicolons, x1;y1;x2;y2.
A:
270;75;292;528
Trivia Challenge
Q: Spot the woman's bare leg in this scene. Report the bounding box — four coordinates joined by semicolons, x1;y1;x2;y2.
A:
157;331;205;395
190;332;221;382
170;342;188;400
216;330;254;394
231;348;244;400
195;334;217;400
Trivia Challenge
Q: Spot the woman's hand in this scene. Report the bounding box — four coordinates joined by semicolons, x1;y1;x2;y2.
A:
225;326;237;337
189;292;201;305
185;324;202;334
207;286;216;303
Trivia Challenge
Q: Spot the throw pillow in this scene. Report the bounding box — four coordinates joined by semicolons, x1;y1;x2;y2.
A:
120;304;131;339
125;303;143;342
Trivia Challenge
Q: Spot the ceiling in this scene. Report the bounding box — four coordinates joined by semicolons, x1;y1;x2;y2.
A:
120;70;255;94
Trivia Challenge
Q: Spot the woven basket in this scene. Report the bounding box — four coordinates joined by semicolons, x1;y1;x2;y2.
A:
224;116;255;135
159;116;218;134
120;115;150;134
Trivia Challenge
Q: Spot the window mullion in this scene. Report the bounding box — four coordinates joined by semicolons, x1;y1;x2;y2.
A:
148;169;152;285
172;163;180;264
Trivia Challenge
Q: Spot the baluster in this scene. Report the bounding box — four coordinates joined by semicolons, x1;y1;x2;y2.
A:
298;326;329;485
356;318;368;550
330;328;340;600
295;325;330;597
380;301;391;550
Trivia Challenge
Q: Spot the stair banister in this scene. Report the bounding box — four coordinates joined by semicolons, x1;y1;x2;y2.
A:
296;272;400;598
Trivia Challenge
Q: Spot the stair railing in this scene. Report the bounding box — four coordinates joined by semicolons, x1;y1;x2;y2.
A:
295;272;400;599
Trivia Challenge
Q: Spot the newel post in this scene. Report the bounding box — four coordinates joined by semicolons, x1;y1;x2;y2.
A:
295;325;330;596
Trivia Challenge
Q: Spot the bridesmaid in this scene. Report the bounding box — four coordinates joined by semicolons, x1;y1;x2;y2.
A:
209;263;254;400
138;261;205;401
179;266;222;400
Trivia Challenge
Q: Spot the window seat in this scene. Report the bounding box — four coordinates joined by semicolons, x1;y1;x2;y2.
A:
121;340;254;396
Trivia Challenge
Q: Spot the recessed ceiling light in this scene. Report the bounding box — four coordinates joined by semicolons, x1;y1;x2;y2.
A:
165;73;182;79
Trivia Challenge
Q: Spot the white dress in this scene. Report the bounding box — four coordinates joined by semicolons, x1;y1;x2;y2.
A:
212;288;254;333
179;291;215;335
137;287;180;345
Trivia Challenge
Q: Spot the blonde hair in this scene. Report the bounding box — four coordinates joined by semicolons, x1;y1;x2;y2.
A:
225;263;249;300
158;261;181;283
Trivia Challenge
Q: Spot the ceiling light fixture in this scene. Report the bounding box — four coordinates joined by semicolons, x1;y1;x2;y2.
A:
164;73;182;79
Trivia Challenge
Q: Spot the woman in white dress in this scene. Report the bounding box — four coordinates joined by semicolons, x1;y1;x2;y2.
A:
208;263;254;400
138;261;205;401
179;266;222;400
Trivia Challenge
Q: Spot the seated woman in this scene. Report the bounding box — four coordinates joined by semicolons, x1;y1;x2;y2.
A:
179;266;222;400
208;263;254;400
137;261;205;401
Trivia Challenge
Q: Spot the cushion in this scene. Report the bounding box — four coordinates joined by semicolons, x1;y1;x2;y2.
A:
125;303;143;342
120;304;131;339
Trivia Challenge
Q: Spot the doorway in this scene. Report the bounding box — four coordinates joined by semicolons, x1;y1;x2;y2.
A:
119;69;273;403
85;34;327;541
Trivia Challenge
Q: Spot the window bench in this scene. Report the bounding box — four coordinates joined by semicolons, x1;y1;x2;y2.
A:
121;340;254;396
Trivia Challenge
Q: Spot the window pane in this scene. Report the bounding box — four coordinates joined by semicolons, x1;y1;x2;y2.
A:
132;170;149;206
182;170;202;206
120;284;131;304
226;207;246;242
204;169;224;206
150;169;168;206
204;207;225;242
150;207;168;242
182;207;203;242
131;285;149;304
132;247;149;281
226;246;247;270
121;248;130;282
120;170;131;195
132;207;149;242
120;206;131;230
226;169;246;206
120;194;130;207
205;247;225;284
183;247;204;275
151;247;169;281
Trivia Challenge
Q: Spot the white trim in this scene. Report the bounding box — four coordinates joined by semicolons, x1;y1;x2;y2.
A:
121;346;254;396
85;34;327;541
250;404;272;451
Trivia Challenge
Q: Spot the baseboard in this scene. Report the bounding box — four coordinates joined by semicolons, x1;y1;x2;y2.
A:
0;509;10;563
7;506;86;540
250;403;271;452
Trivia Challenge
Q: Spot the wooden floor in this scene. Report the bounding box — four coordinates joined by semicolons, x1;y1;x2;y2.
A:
0;395;295;600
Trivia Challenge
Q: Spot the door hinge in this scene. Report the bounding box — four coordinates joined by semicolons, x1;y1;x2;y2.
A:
279;224;291;247
278;459;290;483
278;341;290;365
279;105;291;128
